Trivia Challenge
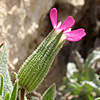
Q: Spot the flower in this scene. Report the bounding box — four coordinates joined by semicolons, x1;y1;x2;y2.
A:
50;8;86;42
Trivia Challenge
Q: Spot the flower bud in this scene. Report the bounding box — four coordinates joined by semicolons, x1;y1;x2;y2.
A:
17;30;65;92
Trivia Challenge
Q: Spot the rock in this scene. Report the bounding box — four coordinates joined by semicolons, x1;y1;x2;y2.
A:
0;0;55;74
56;0;85;23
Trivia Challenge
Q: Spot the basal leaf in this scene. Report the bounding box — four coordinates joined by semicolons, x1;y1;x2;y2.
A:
0;43;13;98
42;83;56;100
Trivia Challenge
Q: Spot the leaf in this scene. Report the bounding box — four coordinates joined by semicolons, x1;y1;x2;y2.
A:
84;50;100;67
66;62;78;78
59;85;66;91
31;96;39;100
41;83;56;100
62;50;100;99
4;92;10;100
81;81;98;89
10;79;18;100
83;50;100;81
0;74;3;96
93;74;100;87
95;97;100;100
0;43;13;98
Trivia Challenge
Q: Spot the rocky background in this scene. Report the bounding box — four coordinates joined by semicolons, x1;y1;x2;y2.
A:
0;0;100;95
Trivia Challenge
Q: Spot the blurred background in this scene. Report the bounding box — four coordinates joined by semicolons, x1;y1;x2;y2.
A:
0;0;100;98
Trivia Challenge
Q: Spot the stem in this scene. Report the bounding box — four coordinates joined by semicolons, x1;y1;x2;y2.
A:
21;88;25;100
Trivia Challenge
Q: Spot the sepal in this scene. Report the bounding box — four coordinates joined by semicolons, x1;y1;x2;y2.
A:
18;30;65;92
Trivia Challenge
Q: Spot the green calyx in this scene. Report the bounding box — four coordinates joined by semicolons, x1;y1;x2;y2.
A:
17;30;65;92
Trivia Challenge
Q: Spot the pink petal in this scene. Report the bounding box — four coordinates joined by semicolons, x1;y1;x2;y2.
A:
57;16;75;31
64;29;86;42
50;8;57;29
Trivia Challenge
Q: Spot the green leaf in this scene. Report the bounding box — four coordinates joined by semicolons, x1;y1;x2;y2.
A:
95;97;100;100
18;31;65;92
0;74;3;96
62;50;100;100
66;62;78;78
31;96;39;100
83;50;100;81
12;72;17;79
4;92;10;100
41;83;56;100
0;43;13;98
10;79;18;100
84;50;100;67
59;85;66;92
93;74;100;87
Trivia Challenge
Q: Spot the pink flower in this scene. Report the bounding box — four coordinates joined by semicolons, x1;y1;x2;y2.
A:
50;8;86;42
